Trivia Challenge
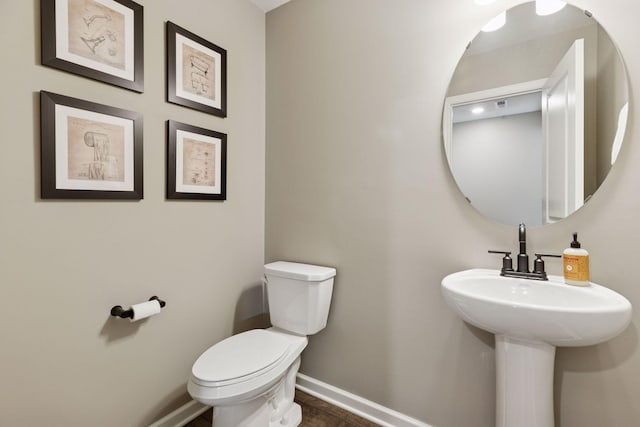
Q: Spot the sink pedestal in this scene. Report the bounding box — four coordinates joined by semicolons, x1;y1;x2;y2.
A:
442;269;632;427
442;268;631;427
495;335;555;427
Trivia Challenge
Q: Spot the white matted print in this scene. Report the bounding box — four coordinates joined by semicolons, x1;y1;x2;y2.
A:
175;33;222;110
40;91;143;199
166;22;227;117
55;105;134;191
167;120;227;200
42;0;144;92
58;0;134;79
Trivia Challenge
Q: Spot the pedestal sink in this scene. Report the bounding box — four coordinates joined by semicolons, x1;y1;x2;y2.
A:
441;269;632;427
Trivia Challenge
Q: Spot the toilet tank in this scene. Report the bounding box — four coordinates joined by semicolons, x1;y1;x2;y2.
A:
264;261;336;335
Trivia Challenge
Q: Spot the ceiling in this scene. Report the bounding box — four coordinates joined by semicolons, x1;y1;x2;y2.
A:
250;0;291;13
452;91;542;123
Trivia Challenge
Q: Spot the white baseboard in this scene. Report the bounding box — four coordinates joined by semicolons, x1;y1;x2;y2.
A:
296;373;433;427
149;374;433;427
148;399;210;427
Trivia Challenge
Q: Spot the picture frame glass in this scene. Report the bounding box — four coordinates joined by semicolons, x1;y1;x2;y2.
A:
175;33;223;110
41;0;144;92
56;0;136;81
40;91;143;199
55;104;135;191
166;22;226;117
176;129;223;195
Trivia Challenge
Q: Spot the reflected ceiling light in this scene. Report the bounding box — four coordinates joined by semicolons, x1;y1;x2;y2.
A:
472;107;485;114
536;0;567;16
481;11;506;32
474;0;497;5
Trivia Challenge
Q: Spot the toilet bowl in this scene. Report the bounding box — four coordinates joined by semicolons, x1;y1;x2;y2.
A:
187;261;336;427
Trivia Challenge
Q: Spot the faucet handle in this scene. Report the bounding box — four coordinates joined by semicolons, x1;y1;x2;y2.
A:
488;250;514;273
533;253;562;274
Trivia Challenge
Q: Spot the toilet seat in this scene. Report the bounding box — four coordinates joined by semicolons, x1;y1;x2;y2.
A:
188;328;308;406
191;329;290;387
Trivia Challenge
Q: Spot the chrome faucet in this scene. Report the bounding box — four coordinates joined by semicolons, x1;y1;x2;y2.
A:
489;223;560;281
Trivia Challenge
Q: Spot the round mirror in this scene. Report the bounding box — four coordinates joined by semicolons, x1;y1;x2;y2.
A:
443;1;629;227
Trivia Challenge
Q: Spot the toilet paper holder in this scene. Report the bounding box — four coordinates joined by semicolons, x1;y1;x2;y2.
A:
110;296;166;319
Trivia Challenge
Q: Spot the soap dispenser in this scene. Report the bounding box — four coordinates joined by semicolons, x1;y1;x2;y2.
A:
563;232;590;286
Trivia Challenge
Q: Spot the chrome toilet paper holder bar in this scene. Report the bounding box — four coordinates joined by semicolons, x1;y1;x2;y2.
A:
110;296;166;319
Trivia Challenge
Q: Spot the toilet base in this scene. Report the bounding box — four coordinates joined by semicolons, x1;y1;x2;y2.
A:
211;400;301;427
274;402;302;427
210;357;302;427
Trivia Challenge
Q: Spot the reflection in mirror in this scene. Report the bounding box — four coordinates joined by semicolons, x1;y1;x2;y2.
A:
443;1;628;227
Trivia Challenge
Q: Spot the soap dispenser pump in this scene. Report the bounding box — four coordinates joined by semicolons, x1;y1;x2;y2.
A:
563;232;590;286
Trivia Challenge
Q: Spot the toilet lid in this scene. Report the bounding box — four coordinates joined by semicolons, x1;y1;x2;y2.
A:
192;329;290;383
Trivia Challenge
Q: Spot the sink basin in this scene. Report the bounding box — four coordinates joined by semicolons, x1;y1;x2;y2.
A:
442;268;632;427
442;268;632;346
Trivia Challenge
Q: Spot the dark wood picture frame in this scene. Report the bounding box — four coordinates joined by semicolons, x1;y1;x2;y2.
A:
41;0;144;92
166;21;227;117
40;91;143;199
167;120;227;200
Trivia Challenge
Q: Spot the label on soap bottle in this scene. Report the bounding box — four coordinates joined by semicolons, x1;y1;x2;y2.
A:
563;255;590;282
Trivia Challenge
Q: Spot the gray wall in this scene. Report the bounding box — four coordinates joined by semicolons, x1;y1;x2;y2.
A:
266;0;640;426
452;111;543;226
0;1;265;426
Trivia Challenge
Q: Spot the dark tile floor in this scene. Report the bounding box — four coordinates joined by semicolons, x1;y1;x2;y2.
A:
184;390;381;427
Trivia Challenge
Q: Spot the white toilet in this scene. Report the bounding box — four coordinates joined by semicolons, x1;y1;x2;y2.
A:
187;261;336;427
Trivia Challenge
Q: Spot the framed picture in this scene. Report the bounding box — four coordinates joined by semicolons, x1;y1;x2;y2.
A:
41;0;144;92
166;21;227;117
167;120;227;200
40;91;143;199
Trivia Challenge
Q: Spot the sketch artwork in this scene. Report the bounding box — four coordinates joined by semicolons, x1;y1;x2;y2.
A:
166;22;225;115
167;120;226;199
40;91;142;198
182;138;216;187
67;116;125;182
67;0;126;70
181;43;216;101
